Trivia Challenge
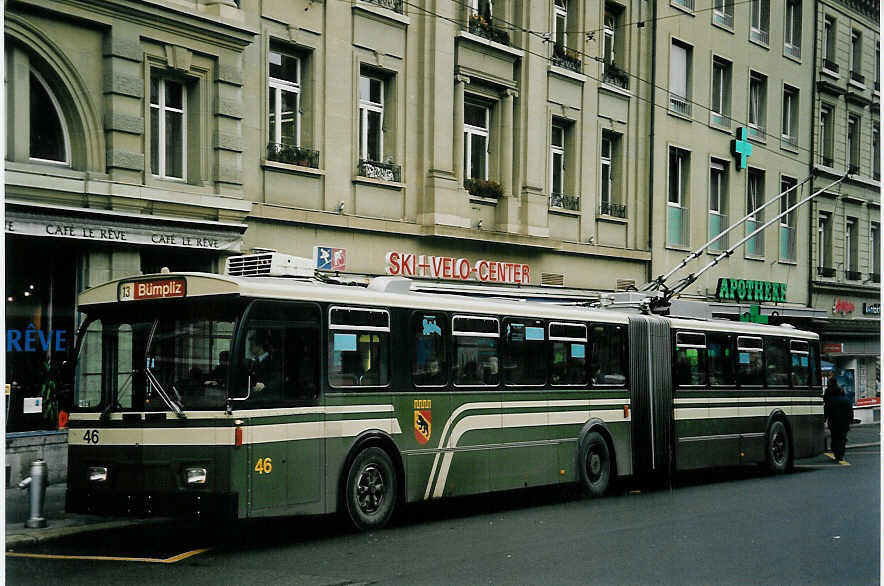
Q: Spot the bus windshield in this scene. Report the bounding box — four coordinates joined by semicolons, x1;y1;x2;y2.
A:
74;299;239;412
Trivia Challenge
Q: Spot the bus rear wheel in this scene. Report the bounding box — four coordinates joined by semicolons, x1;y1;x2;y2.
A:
345;447;398;531
766;420;792;474
579;431;612;497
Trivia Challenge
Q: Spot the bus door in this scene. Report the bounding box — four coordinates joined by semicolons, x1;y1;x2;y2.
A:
238;302;323;514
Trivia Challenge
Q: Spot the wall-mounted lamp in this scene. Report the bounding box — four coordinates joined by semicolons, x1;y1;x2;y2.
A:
337;201;345;214
587;236;595;245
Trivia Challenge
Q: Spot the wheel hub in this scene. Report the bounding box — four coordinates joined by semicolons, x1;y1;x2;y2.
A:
356;464;385;514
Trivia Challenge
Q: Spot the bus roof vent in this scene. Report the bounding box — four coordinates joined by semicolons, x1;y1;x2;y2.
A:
367;276;412;295
225;252;315;277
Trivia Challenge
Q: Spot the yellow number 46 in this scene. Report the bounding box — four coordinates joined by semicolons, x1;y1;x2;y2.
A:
254;457;273;475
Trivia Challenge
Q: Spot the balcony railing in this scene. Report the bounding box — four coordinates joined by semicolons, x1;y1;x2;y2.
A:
747;125;767;141
468;13;510;45
667;204;690;247
358;159;401;182
672;0;694;11
779;225;796;261
817;266;836;278
750;27;769;45
362;0;404;13
846;269;862;281
266;143;320;168
850;70;866;85
781;134;798;150
822;59;839;73
602;64;630;90
552;44;582;74
784;42;801;59
600;200;626;218
550;192;581;211
708;212;728;251
712;10;734;28
669;93;692;117
710;111;731;129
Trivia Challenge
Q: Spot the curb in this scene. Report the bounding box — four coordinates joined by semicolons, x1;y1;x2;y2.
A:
846;442;880;450
6;518;161;548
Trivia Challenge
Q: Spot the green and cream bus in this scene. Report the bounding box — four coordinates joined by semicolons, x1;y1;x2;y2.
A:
66;253;825;529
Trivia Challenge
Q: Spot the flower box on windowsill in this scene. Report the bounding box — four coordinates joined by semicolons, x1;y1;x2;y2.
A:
266;143;320;169
468;13;510;46
552;44;582;74
464;178;503;199
603;64;630;90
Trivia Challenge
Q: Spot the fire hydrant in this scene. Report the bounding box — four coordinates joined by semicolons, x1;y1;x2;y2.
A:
17;459;48;528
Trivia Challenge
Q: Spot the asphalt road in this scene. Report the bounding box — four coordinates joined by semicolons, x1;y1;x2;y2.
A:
6;449;880;585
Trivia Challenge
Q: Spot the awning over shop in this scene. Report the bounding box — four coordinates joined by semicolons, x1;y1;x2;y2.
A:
5;201;246;253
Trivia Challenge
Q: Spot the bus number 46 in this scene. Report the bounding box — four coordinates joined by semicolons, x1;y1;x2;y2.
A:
255;458;272;475
82;430;100;444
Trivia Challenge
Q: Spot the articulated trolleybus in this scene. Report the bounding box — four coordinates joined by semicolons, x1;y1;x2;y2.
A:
66;253;824;529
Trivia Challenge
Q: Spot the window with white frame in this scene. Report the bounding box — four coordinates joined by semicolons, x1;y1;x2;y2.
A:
669;41;691;116
781;85;798;148
603;13;615;68
359;75;384;163
554;0;567;47
750;0;769;44
268;50;300;148
784;0;801;58
823;17;836;67
820;104;834;165
712;0;733;28
551;122;565;198
847;114;860;171
471;0;492;18
846;217;858;275
850;30;863;82
668;146;690;247
464;101;489;180
709;160;728;250
818;213;832;271
29;69;70;165
150;76;186;180
711;57;731;127
599;131;622;216
746;168;765;257
600;133;611;208
748;72;767;139
779;176;797;261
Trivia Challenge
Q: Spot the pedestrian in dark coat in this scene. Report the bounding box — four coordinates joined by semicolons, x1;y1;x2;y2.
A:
823;370;853;463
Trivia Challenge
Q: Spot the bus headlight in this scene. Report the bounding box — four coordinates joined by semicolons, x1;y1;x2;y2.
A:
88;466;108;483
185;467;207;485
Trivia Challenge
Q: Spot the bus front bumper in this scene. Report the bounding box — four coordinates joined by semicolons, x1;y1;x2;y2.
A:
65;489;239;520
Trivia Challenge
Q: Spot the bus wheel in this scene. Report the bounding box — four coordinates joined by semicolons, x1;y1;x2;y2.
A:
766;420;791;474
579;431;612;497
345;447;398;531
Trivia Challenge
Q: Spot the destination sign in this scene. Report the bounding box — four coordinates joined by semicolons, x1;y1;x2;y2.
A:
119;278;187;302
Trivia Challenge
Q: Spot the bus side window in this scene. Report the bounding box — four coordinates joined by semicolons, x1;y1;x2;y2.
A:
328;307;390;388
549;322;587;387
765;337;790;387
736;336;764;386
413;313;448;387
675;332;707;387
707;333;735;386
588;324;626;386
503;318;546;387
452;316;499;388
789;340;810;387
809;341;821;388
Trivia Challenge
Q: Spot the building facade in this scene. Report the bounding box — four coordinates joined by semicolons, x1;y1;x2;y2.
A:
808;0;880;409
5;0;654;431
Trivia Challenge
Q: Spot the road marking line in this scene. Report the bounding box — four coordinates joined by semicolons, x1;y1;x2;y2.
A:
6;547;211;564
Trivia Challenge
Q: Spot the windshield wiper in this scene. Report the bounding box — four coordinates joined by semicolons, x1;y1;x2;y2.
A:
143;319;186;419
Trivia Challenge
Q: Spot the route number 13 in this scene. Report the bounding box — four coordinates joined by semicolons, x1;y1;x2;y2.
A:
254;457;272;474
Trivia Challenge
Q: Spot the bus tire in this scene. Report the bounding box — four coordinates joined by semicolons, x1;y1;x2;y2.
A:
344;446;398;531
579;431;612;497
766;420;791;474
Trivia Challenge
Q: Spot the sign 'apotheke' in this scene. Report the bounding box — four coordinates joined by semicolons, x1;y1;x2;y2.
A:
385;251;531;285
715;278;787;303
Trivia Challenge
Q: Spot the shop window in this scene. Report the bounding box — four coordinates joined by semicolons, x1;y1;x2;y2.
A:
675;331;707;387
452;316;499;387
549;322;587;386
588;324;626;385
503;318;547;386
736;336;764;386
412;313;448;387
328;307;390;388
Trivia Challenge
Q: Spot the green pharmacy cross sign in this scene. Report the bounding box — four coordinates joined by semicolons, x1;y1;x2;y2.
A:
731;127;752;170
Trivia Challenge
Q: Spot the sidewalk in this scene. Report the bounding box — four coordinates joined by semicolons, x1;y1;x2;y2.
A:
6;424;880;548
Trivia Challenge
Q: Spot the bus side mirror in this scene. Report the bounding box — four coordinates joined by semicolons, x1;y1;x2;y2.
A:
226;375;251;411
